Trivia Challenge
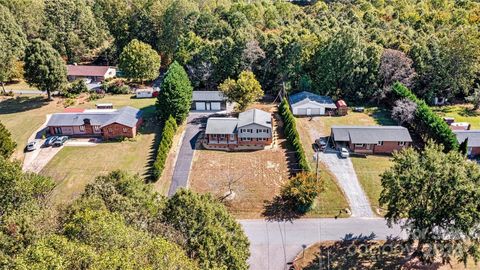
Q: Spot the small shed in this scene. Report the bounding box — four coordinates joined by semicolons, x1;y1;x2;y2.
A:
335;100;348;116
96;103;113;109
135;88;154;98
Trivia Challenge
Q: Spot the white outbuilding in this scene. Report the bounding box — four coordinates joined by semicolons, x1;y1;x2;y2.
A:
288;91;337;116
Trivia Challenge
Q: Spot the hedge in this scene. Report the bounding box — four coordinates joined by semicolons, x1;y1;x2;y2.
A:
279;99;311;172
152;115;178;180
391;82;459;152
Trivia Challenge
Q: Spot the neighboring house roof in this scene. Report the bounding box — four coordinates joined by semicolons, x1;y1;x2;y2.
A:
192;91;226;101
205;118;238;134
47;106;141;128
238;109;271;128
454;131;480;147
67;65;113;77
289;91;337;108
331;126;412;144
205;109;272;134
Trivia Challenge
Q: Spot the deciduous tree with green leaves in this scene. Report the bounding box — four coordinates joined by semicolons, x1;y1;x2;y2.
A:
219;70;263;111
119;39;161;82
156;61;193;123
0;121;16;159
380;142;480;264
23;39;67;100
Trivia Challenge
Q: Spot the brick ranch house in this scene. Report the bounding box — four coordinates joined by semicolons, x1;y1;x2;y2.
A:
67;65;116;82
46;106;142;140
331;126;412;154
454;130;480;157
204;108;272;150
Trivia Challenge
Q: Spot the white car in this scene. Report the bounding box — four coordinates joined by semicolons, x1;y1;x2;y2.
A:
340;147;350;158
26;140;39;151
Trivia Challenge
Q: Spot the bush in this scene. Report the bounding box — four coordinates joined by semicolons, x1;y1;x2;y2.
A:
281;173;320;213
152;115;178;180
279;99;310;171
391;83;459;152
67;80;88;95
102;79;131;95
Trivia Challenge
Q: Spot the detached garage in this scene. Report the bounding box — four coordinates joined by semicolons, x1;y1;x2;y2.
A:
289;91;337;116
192;91;229;111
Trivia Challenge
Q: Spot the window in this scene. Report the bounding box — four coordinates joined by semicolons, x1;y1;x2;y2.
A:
211;134;217;138
220;134;226;139
123;127;128;133
241;137;251;141
108;128;113;133
79;125;85;132
355;144;364;148
398;141;405;146
94;126;100;132
377;141;383;146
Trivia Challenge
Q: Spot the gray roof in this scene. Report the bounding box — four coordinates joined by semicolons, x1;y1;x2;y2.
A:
205;118;238;134
289;91;336;108
238;109;271;128
47;106;141;128
331;126;412;144
205;109;271;134
192;91;226;101
454;131;480;147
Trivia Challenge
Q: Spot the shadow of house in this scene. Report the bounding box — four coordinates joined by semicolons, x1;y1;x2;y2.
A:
0;96;49;114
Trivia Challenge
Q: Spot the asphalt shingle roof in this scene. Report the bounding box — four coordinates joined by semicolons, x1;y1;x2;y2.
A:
331;126;412;144
192;91;226;101
67;65;112;77
238;109;271;128
205;118;238;134
454;131;480;147
205;109;271;134
289;91;336;108
47;106;141;128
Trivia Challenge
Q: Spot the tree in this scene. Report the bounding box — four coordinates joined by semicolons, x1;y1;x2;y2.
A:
24;39;67;100
164;189;250;270
119;39;161;82
391;98;417;125
0;121;16;159
466;83;480;110
219;70;263;111
241;39;265;71
380;142;480;264
459;138;468;156
280;172;321;213
66;80;88;95
156;61;193;123
0;5;26;93
376;49;416;100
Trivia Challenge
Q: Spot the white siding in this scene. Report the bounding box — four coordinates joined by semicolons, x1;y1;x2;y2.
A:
195;102;206;110
211;102;221;110
292;101;327;116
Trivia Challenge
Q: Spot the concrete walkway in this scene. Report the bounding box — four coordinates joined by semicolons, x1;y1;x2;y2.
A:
240;218;406;270
167;113;208;196
318;152;374;217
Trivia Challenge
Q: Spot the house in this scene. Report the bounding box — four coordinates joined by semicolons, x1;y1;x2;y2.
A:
331;126;412;154
204;109;272;150
46;106;142;140
289;91;338;116
67;65;116;82
192;91;229;111
454;130;480;157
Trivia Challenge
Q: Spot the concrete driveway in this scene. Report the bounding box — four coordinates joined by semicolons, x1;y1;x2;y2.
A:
317;152;374;217
23;143;64;173
241;218;406;270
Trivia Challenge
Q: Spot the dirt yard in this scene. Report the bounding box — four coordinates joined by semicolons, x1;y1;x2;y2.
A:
189;103;293;218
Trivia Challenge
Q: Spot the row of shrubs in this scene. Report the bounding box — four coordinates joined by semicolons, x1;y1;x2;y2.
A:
152;115;178;180
391;82;459;152
279;98;311;172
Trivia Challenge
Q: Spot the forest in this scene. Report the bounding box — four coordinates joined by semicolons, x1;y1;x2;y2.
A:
1;0;479;103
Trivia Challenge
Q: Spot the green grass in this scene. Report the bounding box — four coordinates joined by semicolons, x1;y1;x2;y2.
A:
350;155;393;215
3;80;38;91
432;104;480;129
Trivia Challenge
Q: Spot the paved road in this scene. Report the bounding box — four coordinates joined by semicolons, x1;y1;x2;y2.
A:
167;113;208;196
318;152;374;217
240;218;406;270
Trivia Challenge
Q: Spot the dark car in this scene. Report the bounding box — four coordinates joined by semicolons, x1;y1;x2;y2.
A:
53;136;68;147
44;136;58;147
353;107;365;112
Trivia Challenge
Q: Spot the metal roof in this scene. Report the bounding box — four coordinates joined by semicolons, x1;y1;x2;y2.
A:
454;131;480;147
289;91;336;108
67;65;113;77
205;118;238;134
192;91;226;101
47;106;141;128
238;109;271;128
331;126;412;144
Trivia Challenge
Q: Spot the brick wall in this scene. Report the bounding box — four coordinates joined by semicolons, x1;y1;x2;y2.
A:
101;123;135;139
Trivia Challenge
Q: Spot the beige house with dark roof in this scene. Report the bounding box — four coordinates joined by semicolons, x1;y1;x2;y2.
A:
67;65;116;82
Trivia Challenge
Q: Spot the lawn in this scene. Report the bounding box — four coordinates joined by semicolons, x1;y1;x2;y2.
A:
432;104;480;129
3;80;38;91
350;155;392;215
296;107;395;217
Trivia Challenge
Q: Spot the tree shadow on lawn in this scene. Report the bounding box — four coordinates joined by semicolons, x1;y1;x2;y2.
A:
458;107;480;117
0;96;49;114
262;195;304;222
370;108;396;126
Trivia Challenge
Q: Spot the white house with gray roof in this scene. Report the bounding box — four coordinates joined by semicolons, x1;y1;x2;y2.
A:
47;106;143;140
331;126;412;154
289;91;338;116
191;91;231;111
454;130;480;157
204;109;272;150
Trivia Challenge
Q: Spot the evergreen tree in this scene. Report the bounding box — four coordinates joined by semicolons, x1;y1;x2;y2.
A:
459;138;468;156
156;61;193;123
0;121;16;159
119;39;161;82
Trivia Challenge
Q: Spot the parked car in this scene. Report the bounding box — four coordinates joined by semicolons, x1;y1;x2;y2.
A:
340;147;350;158
53;136;68;147
26;140;39;151
44;136;59;147
315;137;328;151
353;107;365;112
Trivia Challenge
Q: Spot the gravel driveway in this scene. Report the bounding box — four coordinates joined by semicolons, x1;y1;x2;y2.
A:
318;152;374;217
